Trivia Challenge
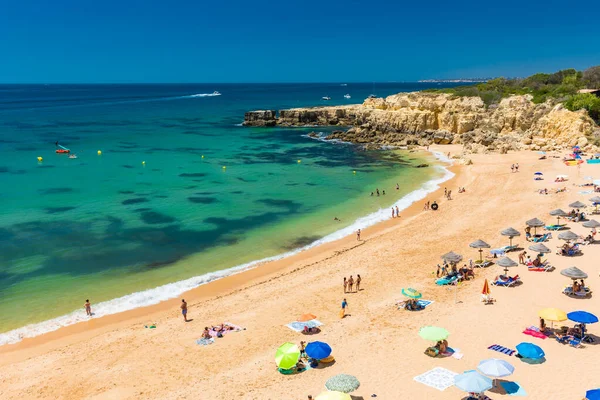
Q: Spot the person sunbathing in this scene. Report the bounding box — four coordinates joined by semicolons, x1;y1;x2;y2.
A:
439;340;448;353
202;327;211;339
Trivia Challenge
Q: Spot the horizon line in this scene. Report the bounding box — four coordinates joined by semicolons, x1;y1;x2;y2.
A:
0;81;492;85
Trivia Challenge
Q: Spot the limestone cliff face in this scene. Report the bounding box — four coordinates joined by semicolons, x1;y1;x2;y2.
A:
243;92;600;153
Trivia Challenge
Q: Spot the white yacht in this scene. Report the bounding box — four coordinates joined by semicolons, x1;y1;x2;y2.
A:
344;94;351;99
322;96;331;100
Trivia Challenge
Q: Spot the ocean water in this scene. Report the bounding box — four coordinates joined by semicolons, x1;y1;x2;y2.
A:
0;83;455;344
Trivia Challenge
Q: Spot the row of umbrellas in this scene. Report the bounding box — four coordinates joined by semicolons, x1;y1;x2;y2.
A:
276;341;333;369
538;308;598;324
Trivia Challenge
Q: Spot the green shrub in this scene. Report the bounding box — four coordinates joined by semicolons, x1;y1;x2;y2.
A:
564;93;600;122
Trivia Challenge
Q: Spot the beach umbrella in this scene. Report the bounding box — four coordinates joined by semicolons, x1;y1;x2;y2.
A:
569;201;587;209
275;342;300;369
454;371;493;393
528;243;551;253
558;231;579;242
325;374;360;393
477;359;515;378
315;392;351;400
568;311;599;324
496;256;518;274
516;342;544;359
441;251;462;264
470;239;491;262
526;218;545;235
560;266;588;280
586;389;600;400
298;313;317;322
402;288;422;299
539;308;567;322
583;219;600;228
419;326;449;341
305;341;332;360
501;227;521;247
482;279;491;295
590;196;600;203
549;209;568;225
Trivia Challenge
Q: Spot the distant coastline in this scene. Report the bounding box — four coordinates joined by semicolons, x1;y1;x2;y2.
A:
418;78;490;83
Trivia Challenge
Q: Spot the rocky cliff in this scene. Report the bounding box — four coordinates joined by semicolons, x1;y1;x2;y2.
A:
243;92;600;153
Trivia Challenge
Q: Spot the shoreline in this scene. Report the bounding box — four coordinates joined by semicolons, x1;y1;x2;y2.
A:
0;150;455;354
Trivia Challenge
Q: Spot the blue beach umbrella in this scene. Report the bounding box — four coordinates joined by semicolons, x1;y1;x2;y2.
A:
586;389;600;400
568;311;599;324
454;371;493;393
516;342;544;359
305;341;332;360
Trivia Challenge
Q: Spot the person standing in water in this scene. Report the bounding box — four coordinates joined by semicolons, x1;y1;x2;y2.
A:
376;188;380;196
395;206;400;218
84;299;92;316
396;183;399;190
180;299;188;322
356;229;361;241
391;208;395;218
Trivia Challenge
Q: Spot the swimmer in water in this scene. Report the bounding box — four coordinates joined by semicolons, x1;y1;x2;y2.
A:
334;217;340;221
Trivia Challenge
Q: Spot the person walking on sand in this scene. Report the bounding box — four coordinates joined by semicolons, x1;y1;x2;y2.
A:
356;274;361;291
180;299;188;322
444;187;447;197
84;299;92;316
348;275;354;292
341;298;348;318
356;229;361;241
343;277;347;293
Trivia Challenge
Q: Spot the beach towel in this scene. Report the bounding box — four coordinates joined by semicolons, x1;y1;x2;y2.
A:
488;344;515;356
196;338;214;346
417;299;434;308
144;324;156;329
500;381;527;396
449;347;464;359
413;367;458;391
208;322;244;338
579;190;593;194
523;328;548;339
286;320;323;333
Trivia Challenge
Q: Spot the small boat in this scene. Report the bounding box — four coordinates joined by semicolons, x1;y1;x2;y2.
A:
322;96;331;100
212;91;221;96
344;94;351;99
56;149;70;154
68;154;78;159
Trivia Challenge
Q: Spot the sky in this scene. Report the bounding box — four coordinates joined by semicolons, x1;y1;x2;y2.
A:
1;0;599;83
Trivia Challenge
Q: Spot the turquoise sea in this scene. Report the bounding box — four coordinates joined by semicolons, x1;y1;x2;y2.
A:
0;83;455;344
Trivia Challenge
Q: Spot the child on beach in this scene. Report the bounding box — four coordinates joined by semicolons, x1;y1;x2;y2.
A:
84;299;92;316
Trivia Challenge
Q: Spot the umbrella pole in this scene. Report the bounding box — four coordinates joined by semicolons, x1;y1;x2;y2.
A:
509;237;513;247
479;249;483;262
557;216;560;226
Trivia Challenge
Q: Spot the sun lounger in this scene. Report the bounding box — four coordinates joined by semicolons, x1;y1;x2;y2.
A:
544;225;563;231
491;275;521;287
474;260;492;268
563;286;592;297
490;245;518;257
527;262;554;272
481;294;495;304
435;275;458;285
532;233;551;242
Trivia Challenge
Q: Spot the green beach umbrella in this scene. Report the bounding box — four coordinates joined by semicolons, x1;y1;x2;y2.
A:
275;342;300;369
419;326;449;342
402;288;422;299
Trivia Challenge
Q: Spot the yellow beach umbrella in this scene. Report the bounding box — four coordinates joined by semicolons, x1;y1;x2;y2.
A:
538;308;567;322
315;391;352;400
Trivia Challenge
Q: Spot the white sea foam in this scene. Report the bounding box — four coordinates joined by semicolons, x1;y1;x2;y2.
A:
186;92;221;98
0;151;453;346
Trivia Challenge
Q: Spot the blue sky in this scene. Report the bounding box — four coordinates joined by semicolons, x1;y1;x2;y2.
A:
1;0;598;83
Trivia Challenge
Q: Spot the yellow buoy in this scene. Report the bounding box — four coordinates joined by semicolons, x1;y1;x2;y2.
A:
353;170;356;174
297;159;301;163
97;150;102;155
222;166;226;169
142;161;146;165
37;156;43;162
201;155;205;159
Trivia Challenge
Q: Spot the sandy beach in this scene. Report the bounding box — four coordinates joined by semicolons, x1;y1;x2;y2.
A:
1;145;598;400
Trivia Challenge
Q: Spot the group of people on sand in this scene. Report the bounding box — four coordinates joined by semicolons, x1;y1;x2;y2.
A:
343;275;362;293
436;261;474;281
201;323;237;339
568;208;586;222
510;163;520;173
444;187;453;200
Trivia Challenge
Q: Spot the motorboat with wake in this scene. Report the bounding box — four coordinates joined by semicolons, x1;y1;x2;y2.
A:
344;94;351;99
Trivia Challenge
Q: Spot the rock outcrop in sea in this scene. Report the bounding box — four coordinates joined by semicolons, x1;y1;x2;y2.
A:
243;92;600;153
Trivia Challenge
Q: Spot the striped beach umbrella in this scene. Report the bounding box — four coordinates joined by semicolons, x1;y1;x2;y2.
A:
402;288;422;299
